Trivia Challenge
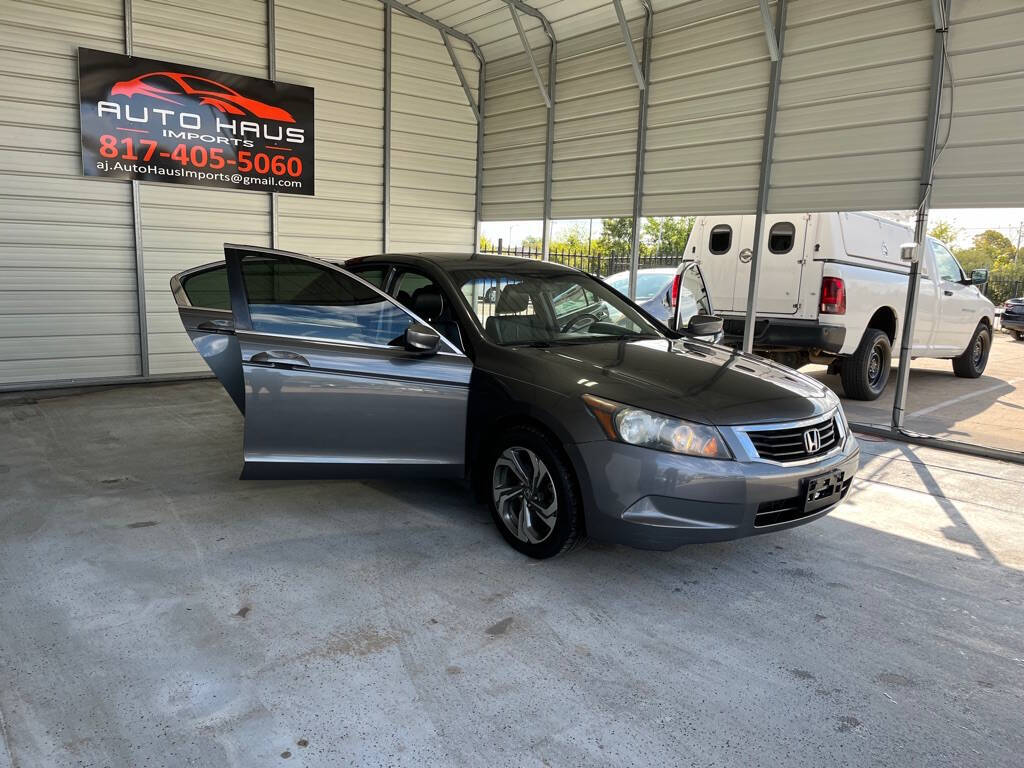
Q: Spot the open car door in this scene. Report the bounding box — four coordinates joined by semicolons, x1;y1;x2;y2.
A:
171;262;245;413
210;244;471;479
671;260;723;343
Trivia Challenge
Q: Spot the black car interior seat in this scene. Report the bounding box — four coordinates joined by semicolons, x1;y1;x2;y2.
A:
409;285;464;351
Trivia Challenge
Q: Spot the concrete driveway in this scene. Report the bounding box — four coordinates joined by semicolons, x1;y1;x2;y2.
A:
808;331;1024;453
1;381;1022;767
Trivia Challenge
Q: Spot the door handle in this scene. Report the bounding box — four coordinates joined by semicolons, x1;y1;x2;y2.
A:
943;289;954;296
250;350;310;368
197;320;234;332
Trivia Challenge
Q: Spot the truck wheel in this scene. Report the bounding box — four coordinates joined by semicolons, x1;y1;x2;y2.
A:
840;329;891;401
1016;330;1024;342
952;324;991;378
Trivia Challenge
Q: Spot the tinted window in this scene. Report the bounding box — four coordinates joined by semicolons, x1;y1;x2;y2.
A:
349;267;388;289
768;222;796;254
931;241;963;282
241;257;413;346
709;225;732;255
394;271;436;307
181;266;230;310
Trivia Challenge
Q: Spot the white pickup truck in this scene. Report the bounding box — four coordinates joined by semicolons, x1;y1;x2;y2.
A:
676;212;995;400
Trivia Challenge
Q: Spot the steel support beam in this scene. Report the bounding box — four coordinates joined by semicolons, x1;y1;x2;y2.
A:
612;0;645;90
742;0;787;354
441;31;481;123
627;0;653;300
383;0;392;252
378;2;485;253
892;0;952;430
124;0;149;377
268;0;279;249
508;4;551;108
758;0;780;62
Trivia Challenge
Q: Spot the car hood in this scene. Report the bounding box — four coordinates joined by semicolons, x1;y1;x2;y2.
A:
506;337;835;426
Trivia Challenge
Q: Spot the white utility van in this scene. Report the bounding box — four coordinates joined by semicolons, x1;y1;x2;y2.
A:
676;212;995;400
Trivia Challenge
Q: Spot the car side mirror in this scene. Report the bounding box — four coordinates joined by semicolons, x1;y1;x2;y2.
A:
687;314;723;336
404;323;441;355
970;268;989;286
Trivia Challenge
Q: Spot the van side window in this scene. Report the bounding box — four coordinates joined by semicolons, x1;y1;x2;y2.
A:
768;222;796;254
709;225;732;254
181;265;230;310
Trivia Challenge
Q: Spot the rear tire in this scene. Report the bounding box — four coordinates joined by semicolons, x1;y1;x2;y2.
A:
487;425;585;559
840;328;891;401
1015;330;1024;342
952;324;991;378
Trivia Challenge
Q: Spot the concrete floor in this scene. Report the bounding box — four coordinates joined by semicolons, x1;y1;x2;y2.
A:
1;381;1023;768
808;331;1024;453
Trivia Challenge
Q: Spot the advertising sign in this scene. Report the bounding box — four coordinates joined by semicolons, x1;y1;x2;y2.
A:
78;48;314;195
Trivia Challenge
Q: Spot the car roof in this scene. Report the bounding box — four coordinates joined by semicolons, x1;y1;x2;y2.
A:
344;252;580;274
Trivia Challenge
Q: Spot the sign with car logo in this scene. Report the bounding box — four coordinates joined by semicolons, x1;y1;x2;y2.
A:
803;428;821;454
78;48;315;195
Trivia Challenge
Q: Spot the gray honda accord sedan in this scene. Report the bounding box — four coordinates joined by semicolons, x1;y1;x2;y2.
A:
171;245;859;559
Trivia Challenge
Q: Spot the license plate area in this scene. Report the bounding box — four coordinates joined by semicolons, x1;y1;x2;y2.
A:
804;470;845;513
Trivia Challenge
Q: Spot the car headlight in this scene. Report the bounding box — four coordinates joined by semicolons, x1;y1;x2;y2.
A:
582;394;731;459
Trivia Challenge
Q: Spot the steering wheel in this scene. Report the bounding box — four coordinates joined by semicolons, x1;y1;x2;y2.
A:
561;312;600;333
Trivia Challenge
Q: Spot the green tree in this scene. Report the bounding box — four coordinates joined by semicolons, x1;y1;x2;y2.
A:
478;233;494;252
928;219;959;247
955;229;1015;273
594;217;633;256
643;216;694;255
521;234;542;252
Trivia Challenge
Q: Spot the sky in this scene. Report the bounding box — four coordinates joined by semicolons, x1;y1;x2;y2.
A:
481;209;1024;251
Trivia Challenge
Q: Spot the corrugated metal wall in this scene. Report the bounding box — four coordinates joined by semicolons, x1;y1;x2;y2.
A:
132;0;273;376
0;0;140;385
391;11;478;252
277;0;384;259
931;0;1024;207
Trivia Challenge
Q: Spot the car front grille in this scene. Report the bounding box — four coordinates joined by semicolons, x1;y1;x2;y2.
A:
754;477;853;527
745;415;839;463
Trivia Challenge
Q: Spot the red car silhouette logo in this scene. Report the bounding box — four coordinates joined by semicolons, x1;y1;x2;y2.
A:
110;71;295;122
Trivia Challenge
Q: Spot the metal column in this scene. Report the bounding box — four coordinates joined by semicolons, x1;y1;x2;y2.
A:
626;1;653;301
741;0;787;355
268;0;279;249
124;0;149;377
892;0;952;429
474;59;486;252
382;0;392;253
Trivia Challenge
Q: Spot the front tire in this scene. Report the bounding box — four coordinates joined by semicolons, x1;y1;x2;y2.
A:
952;324;991;378
488;425;585;559
840;328;892;401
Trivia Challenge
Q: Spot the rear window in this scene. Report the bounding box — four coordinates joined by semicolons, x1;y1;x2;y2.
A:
709;225;732;255
181;266;230;310
769;222;796;254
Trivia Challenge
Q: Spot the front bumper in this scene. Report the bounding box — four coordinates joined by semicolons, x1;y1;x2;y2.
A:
721;317;846;353
569;431;860;551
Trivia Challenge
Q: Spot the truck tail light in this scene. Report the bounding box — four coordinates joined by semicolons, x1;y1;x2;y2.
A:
820;277;846;315
670;274;681;307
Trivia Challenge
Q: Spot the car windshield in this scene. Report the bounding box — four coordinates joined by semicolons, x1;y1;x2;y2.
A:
607;272;672;301
455;268;665;346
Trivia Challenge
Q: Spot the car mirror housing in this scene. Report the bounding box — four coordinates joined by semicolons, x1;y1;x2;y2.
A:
687;314;723;337
404;323;441;355
970;268;989;286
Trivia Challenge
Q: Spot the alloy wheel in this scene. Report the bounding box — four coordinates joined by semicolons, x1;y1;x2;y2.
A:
492;446;559;544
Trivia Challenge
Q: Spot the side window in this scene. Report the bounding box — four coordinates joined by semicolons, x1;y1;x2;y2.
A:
931;241;963;283
709;225;732;255
181;265;231;310
393;271;436;308
552;284;596;318
349;267;388;289
240;257;413;346
768;222;796;254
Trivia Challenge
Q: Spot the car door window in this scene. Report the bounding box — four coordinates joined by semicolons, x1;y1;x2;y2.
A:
932;241;964;283
240;256;413;346
180;265;230;310
348;266;388;289
393;270;435;309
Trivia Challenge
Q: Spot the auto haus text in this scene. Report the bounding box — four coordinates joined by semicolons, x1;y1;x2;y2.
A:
95;101;306;147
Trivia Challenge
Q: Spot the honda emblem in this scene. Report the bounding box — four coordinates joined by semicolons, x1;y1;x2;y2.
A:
803;428;821;454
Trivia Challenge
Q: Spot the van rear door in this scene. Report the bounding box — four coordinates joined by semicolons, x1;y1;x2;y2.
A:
733;214;808;315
